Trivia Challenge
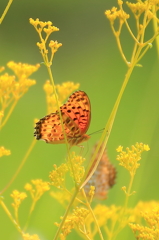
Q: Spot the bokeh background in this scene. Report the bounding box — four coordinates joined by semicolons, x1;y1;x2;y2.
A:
0;0;159;239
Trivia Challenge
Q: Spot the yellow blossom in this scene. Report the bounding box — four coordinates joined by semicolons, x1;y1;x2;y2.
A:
29;18;59;34
29;18;61;66
43;80;80;113
11;190;27;211
0;111;4;118
0;62;39;128
88;186;95;198
7;61;40;79
24;179;50;201
0;146;11;157
22;233;41;240
0;66;5;72
129;201;159;240
49;164;68;188
105;6;129;25
67;152;85;184
116;145;123;152
56;207;90;238
49;40;62;54
116;142;150;176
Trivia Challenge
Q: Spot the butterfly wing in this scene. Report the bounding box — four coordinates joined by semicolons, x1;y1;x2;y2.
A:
34;90;91;145
61;90;91;137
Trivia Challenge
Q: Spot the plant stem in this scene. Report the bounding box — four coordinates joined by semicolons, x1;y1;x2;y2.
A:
0;139;36;194
0;99;17;129
82;189;104;240
0;198;22;234
0;0;14;24
53;187;79;240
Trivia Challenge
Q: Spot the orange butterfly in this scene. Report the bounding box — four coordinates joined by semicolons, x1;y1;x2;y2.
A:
34;90;91;146
84;144;116;200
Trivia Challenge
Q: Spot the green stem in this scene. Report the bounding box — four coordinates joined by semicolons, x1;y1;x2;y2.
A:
124;174;134;210
82;189;104;240
81;62;135;190
53;187;79;240
45;65;77;187
0;198;22;234
0;0;14;24
0;99;18;129
0;139;36;195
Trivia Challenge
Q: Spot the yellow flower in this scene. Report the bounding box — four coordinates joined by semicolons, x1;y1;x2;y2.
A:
49;164;68;188
105;6;129;25
56;207;90;238
43;80;80;113
29;18;61;66
116;145;123;152
0;146;11;157
22;233;41;240
49;40;62;54
116;142;150;176
7;61;40;79
29;18;59;34
24;179;50;201
11;190;27;211
129;201;159;240
0;62;39;124
67;152;85;184
0;66;5;72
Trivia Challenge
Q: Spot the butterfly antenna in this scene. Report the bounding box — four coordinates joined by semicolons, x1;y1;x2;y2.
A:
88;128;105;136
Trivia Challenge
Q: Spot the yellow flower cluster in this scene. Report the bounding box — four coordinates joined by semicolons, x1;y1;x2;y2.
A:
29;18;59;36
22;233;41;240
129;201;159;240
11;190;27;213
43;81;80;113
127;0;159;18
55;207;89;239
0;146;11;157
24;179;50;201
49;164;68;189
105;3;130;25
89;204;121;227
29;18;62;66
87;186;95;200
67;152;85;184
116;143;150;176
0;61;39;127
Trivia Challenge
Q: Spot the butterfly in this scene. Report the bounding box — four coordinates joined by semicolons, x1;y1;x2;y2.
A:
84;144;116;200
34;90;91;146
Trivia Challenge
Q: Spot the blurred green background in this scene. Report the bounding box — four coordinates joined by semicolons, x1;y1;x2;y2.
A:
0;0;159;239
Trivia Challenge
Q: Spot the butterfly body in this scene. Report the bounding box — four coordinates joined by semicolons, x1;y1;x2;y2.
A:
34;90;91;146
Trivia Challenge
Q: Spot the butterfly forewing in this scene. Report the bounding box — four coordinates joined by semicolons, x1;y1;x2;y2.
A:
34;90;91;146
